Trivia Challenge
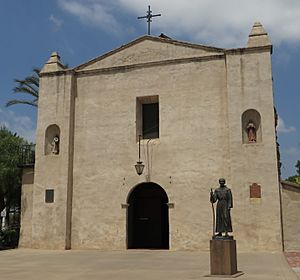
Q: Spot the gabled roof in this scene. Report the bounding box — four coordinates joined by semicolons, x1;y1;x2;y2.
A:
74;35;225;71
40;23;272;75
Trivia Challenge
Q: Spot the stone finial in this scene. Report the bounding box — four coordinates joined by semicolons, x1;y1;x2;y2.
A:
40;52;66;73
247;22;272;48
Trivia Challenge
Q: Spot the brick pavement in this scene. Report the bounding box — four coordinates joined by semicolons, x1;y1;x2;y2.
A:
285;252;300;267
285;252;300;279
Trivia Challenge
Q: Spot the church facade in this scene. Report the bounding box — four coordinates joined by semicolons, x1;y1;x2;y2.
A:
20;22;282;251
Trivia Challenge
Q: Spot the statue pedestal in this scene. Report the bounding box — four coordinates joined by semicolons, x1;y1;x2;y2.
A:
208;239;243;278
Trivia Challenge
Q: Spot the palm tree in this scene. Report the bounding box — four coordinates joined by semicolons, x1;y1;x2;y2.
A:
6;68;40;108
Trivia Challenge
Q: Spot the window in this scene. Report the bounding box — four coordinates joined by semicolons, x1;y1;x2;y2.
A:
136;96;159;139
45;189;54;203
142;103;159;139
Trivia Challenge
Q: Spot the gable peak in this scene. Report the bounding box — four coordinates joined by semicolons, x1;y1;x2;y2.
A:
41;51;66;74
247;22;272;48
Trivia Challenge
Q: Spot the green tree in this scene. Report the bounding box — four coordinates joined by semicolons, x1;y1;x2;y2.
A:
286;175;300;184
0;127;28;213
286;160;300;184
6;68;39;108
295;160;300;175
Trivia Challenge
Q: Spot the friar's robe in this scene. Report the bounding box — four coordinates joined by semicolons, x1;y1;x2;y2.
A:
211;186;233;233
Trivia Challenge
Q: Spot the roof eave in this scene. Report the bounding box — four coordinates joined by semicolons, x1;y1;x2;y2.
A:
73;35;225;71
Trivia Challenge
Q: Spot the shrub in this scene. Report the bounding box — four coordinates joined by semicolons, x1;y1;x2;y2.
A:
0;228;19;249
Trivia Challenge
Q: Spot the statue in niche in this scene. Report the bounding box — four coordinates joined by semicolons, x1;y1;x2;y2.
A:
51;135;59;154
246;121;257;143
210;178;233;238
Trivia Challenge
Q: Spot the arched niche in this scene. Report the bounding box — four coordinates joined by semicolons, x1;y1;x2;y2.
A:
242;109;262;144
44;124;60;155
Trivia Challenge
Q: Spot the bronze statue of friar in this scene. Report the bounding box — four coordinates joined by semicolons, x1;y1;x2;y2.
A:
210;178;233;239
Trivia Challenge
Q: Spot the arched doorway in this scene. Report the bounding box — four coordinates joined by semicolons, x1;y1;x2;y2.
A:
127;183;169;249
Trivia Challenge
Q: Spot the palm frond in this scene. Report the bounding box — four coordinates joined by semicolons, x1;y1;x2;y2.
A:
6;99;37;107
13;85;38;97
7;67;40;108
33;68;41;75
24;76;39;87
14;76;39;88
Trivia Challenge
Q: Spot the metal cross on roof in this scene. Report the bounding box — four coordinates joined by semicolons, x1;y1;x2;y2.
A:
138;5;161;35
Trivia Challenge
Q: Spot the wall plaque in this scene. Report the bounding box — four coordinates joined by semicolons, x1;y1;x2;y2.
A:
250;183;261;198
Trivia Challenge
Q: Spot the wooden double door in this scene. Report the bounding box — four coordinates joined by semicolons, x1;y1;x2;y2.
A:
127;183;169;249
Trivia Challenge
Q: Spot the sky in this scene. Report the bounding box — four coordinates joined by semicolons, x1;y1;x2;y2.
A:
0;0;300;179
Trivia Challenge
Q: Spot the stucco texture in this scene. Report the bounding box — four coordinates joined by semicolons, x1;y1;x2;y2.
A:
20;25;282;252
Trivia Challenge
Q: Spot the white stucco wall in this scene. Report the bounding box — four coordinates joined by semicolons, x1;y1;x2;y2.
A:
22;33;281;252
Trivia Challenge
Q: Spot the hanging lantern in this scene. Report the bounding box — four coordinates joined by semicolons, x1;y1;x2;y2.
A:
134;134;144;175
135;161;145;176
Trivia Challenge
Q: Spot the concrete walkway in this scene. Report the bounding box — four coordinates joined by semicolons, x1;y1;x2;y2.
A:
0;249;298;280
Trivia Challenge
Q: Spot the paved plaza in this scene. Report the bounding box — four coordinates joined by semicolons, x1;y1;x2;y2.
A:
0;249;299;280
